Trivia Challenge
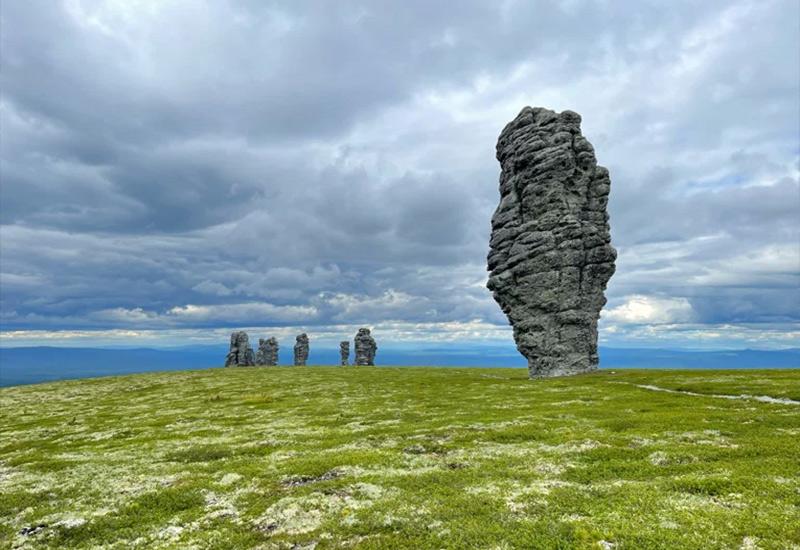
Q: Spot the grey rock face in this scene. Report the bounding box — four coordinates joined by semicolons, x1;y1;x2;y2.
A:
339;341;350;366
255;339;268;365
354;328;377;366
225;331;256;367
244;347;256;366
256;337;279;366
265;337;279;366
293;333;309;366
487;107;616;378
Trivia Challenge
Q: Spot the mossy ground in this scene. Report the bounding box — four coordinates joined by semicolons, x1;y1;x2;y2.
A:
1;367;798;549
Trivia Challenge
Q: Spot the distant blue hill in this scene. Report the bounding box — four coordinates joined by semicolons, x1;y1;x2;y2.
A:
0;345;797;387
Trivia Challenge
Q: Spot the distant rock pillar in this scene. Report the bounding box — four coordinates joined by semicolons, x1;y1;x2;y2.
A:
340;341;350;366
266;337;279;366
225;331;255;367
255;338;268;365
293;333;309;366
354;328;377;366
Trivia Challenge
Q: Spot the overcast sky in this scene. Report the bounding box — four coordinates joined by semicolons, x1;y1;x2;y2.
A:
1;0;798;350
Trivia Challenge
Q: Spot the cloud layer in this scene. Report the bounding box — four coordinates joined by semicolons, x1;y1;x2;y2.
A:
1;0;798;349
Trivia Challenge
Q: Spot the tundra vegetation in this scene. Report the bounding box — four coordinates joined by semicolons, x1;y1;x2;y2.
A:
1;367;798;549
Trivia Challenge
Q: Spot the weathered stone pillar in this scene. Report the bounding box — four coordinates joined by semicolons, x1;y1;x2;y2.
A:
265;337;279;366
487;107;616;378
340;341;350;366
354;328;377;366
255;338;268;365
293;333;309;366
225;331;256;367
255;337;279;366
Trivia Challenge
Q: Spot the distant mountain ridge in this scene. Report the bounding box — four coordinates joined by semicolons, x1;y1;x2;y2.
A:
0;345;798;387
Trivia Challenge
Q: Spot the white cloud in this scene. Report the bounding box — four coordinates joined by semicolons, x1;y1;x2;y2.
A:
604;295;695;325
324;290;429;321
167;303;318;323
4;320;798;350
688;244;800;286
598;321;800;350
92;307;159;322
0;320;514;347
81;303;320;325
191;280;233;296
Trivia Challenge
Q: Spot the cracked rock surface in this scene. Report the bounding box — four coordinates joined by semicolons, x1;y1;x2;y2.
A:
256;337;279;366
354;328;377;366
487;107;616;378
225;331;255;367
293;333;309;366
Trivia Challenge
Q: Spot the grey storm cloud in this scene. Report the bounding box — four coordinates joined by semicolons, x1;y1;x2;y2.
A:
1;0;798;348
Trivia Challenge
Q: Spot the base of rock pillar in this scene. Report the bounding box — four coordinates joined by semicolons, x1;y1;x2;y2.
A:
528;355;598;379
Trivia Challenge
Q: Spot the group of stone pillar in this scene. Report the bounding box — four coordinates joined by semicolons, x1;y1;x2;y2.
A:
224;328;377;367
225;331;280;366
339;328;377;366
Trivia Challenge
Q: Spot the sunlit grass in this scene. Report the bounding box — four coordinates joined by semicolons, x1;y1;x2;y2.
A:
1;367;798;549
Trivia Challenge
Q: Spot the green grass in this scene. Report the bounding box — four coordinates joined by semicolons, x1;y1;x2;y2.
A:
1;367;798;549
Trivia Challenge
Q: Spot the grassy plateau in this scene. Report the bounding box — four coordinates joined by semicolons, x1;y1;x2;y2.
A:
1;367;798;549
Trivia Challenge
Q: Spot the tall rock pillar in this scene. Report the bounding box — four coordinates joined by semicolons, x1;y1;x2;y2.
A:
354;328;377;366
293;333;309;366
487;107;616;378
